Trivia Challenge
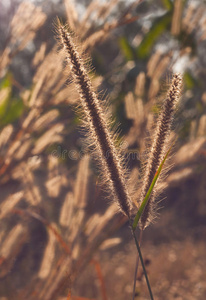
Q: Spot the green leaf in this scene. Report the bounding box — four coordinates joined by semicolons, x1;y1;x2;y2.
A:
184;72;196;89
119;36;134;61
0;88;11;118
132;143;173;231
0;72;13;89
0;73;25;127
0;97;24;126
161;0;173;10
0;73;13;119
136;12;172;59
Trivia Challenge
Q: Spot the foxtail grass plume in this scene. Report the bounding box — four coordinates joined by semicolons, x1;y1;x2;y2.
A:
139;73;183;229
57;20;132;218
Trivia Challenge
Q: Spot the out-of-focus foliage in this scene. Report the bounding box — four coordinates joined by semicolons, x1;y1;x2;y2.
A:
0;74;24;127
137;11;173;59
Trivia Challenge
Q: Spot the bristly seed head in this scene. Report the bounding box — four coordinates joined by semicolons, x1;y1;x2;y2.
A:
139;73;183;230
57;20;132;218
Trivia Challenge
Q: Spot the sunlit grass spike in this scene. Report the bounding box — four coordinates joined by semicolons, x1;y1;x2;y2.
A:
132;143;174;231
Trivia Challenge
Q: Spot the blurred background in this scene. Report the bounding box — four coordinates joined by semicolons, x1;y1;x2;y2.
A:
0;0;206;299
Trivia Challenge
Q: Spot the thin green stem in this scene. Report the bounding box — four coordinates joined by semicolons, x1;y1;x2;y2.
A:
130;227;154;300
132;229;143;300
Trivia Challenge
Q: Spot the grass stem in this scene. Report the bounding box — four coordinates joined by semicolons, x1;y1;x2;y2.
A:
132;229;143;300
130;227;154;300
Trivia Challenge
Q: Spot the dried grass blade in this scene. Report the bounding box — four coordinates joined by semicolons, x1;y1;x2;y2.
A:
91;259;108;300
